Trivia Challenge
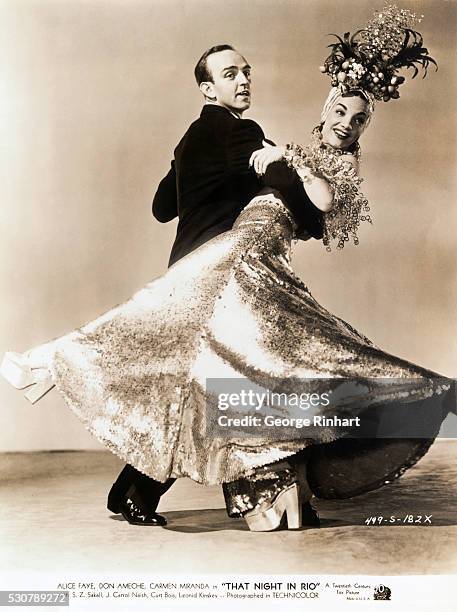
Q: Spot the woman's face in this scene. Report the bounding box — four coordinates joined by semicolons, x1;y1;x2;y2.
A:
321;95;369;149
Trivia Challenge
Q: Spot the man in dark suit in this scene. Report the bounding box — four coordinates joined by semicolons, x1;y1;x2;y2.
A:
107;44;323;526
154;46;323;266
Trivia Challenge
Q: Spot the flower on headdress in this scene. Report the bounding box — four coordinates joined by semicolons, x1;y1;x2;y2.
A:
319;2;437;102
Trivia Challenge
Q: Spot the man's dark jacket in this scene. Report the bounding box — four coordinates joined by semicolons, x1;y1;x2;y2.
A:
152;104;323;267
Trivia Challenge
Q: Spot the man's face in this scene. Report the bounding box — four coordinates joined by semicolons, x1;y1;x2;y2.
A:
201;49;252;116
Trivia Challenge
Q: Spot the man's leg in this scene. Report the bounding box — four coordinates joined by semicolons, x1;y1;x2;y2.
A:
108;464;176;525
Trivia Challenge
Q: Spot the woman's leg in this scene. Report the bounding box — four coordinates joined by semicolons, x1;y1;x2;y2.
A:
222;453;318;531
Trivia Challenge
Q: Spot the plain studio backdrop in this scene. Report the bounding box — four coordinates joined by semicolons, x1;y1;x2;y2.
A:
0;0;455;451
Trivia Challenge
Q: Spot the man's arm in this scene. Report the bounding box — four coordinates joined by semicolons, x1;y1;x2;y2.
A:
225;118;267;175
264;162;324;240
225;121;322;238
152;161;178;222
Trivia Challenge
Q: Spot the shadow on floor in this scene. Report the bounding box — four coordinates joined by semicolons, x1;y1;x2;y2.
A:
109;505;455;533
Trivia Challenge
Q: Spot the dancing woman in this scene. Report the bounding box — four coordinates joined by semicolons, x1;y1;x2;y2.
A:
1;4;454;531
223;5;455;530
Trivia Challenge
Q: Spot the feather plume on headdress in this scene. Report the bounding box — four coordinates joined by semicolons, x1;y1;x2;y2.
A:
319;2;437;104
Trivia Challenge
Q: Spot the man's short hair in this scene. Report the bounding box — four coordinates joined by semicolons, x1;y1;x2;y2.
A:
194;44;235;85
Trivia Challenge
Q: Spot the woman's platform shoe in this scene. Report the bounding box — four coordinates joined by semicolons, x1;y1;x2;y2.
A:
0;351;55;404
244;483;302;531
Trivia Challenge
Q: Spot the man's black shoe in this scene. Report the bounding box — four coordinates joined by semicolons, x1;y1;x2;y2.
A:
119;498;167;526
302;501;320;527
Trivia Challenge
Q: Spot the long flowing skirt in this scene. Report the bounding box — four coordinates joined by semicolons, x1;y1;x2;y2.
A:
18;194;454;496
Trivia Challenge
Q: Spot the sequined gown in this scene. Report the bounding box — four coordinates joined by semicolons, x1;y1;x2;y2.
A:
21;194;454;497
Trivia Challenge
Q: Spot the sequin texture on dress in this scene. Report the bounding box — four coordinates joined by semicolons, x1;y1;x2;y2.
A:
22;194;454;492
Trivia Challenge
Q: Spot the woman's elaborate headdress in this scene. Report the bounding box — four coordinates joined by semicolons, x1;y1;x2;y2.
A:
287;4;437;252
319;2;437;103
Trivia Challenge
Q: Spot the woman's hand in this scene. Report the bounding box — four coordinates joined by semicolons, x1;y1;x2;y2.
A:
249;142;286;175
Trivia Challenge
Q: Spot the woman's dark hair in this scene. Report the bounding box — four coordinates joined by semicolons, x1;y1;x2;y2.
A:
194;44;235;85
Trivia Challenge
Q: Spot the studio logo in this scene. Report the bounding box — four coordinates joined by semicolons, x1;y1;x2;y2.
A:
373;585;391;600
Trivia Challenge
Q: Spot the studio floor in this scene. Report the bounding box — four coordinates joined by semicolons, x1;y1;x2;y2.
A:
0;441;456;575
